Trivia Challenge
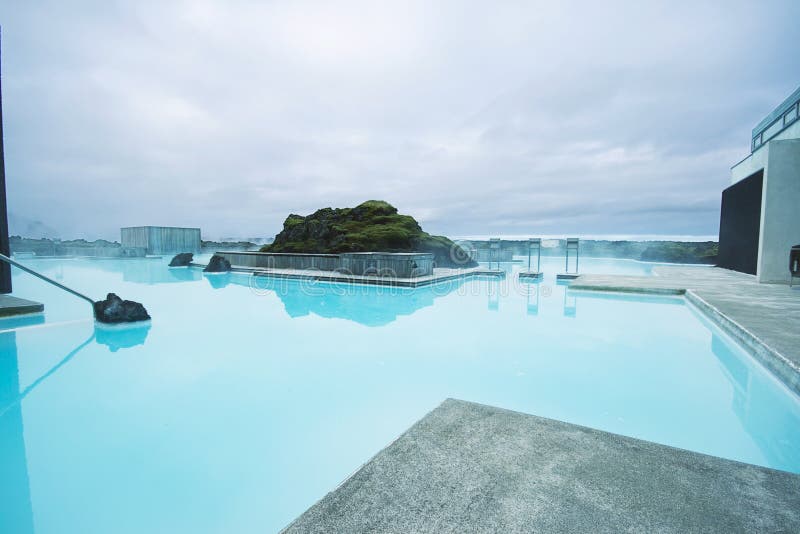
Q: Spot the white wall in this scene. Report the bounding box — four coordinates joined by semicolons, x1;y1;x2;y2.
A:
731;120;800;185
757;139;800;283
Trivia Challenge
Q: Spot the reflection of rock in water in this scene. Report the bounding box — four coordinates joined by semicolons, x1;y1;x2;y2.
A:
710;334;800;470
204;272;231;289
95;323;151;352
169;267;201;282
250;277;464;327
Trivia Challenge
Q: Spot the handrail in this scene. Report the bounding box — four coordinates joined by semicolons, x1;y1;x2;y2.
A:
0;253;95;308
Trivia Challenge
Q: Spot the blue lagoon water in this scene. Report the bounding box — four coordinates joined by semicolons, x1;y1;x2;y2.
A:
1;257;798;533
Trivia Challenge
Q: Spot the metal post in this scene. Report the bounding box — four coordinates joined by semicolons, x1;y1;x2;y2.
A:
490;238;500;270
0;28;12;293
537;243;541;272
564;238;579;274
527;238;541;273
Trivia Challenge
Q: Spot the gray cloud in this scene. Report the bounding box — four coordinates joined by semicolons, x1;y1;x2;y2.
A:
1;0;799;240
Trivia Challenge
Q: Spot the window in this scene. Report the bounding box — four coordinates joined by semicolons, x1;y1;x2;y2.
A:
761;119;783;142
784;105;798;126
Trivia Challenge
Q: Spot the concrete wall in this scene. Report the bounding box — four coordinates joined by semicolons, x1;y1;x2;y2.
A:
727;123;800;283
217;252;340;271
121;227;149;250
757;139;800;283
121;226;201;255
339;253;434;277
732;121;800;185
731;146;769;186
60;246;145;258
217;251;435;278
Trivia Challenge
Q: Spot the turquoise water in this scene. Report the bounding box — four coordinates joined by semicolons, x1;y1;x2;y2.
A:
1;257;798;533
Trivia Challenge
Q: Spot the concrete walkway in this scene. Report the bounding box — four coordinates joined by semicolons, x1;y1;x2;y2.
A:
283;399;800;533
571;266;800;395
0;295;43;318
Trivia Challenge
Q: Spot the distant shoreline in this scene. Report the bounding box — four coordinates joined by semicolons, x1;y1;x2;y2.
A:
453;234;718;243
9;235;719;265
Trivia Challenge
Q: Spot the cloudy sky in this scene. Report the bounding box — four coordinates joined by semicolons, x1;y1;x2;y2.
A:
1;1;799;240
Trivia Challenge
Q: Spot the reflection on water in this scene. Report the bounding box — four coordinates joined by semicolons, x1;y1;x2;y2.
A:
524;282;539;316
487;279;500;311
122;262;202;284
0;321;153;533
0;313;45;332
203;272;231;289
0;324;149;419
250;276;466;327
710;334;800;469
563;290;577;317
0;331;35;534
95;323;151;352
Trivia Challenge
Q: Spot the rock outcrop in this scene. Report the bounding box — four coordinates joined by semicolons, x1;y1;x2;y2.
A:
93;293;151;324
261;200;477;268
169;252;194;266
204;254;232;273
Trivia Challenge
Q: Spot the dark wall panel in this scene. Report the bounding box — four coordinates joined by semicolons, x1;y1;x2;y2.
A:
718;171;763;275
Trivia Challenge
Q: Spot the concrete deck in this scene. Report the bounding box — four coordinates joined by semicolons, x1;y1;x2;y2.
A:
570;266;800;395
191;264;505;288
0;295;44;318
283;399;800;533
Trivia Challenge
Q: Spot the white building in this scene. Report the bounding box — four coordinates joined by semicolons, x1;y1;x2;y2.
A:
720;86;800;284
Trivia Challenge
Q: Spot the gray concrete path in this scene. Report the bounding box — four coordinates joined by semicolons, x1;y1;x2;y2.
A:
571;266;800;395
0;295;43;318
283;399;800;533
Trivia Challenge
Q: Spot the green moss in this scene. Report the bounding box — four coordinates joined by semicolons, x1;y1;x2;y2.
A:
260;200;476;267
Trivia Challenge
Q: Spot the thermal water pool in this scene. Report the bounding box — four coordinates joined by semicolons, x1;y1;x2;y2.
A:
1;256;798;533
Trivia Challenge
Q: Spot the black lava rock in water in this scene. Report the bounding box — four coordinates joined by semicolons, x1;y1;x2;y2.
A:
94;293;151;324
204;254;231;273
169;252;194;266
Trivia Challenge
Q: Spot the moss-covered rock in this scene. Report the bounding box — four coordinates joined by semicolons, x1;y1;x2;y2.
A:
262;200;477;268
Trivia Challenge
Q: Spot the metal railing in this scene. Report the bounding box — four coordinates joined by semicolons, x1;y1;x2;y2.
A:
0;253;95;311
751;87;800;152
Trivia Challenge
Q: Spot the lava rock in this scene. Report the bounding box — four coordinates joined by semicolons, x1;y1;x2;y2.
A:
204;254;231;273
94;293;150;324
169;252;194;267
261;200;478;268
